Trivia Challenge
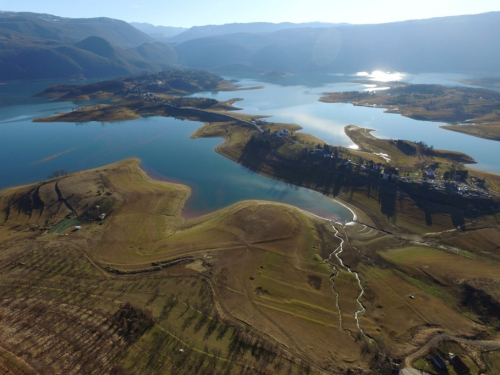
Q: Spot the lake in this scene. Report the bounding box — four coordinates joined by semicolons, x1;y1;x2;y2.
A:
191;71;500;173
0;82;352;221
1;72;498;221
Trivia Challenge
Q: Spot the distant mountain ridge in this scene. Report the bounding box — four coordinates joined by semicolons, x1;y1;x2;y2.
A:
0;11;153;48
0;12;178;81
130;22;187;39
167;21;350;43
1;10;500;81
172;12;500;75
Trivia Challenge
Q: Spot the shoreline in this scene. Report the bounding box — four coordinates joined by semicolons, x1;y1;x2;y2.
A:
320;85;500;143
15;79;500;230
139;155;359;223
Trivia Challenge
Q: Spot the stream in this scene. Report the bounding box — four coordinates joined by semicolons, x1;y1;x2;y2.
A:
325;221;367;338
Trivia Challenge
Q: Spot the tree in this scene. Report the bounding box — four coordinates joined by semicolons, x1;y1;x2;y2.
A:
47;170;60;179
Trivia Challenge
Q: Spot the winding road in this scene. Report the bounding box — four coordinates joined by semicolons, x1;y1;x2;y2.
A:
404;333;500;368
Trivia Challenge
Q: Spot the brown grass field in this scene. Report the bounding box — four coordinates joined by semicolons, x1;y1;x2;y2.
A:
0;159;368;374
0;152;500;374
2;157;500;373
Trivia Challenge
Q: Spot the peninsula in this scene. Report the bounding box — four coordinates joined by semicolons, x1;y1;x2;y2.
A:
320;82;500;141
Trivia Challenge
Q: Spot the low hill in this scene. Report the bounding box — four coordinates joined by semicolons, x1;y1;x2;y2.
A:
74;36;116;58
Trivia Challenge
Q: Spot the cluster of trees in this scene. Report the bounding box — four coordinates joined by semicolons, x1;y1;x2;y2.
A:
414;141;434;155
111;302;156;344
47;170;69;179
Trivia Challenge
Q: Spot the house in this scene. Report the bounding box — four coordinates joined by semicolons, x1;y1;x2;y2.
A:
431;355;447;370
448;353;470;374
74;226;82;231
425;167;435;179
383;167;398;182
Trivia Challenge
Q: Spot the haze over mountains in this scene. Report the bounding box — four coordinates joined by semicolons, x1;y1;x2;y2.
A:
161;22;349;44
0;10;499;81
130;22;187;41
170;12;500;75
0;12;178;81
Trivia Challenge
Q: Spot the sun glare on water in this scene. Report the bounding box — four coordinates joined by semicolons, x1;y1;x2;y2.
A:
356;71;404;82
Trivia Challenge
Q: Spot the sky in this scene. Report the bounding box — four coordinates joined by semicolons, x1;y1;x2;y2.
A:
1;0;500;27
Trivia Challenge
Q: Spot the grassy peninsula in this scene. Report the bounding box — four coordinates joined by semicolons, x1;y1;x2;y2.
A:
33;70;258;123
0;158;375;374
320;83;500;141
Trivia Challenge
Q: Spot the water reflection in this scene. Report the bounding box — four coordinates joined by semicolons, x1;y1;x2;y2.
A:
191;73;500;173
356;70;405;82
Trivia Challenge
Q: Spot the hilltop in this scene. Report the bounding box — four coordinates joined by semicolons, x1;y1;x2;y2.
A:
0;11;153;47
0;158;366;373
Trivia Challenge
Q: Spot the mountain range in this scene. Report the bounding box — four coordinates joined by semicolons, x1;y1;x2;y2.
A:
162;21;349;44
171;12;500;75
130;22;187;41
0;10;499;82
0;12;178;81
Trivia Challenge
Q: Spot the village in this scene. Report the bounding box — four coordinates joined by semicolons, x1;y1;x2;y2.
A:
250;122;493;204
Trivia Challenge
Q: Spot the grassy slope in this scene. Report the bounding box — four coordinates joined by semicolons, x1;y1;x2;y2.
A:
0;158;368;374
345;124;476;167
2;157;500;372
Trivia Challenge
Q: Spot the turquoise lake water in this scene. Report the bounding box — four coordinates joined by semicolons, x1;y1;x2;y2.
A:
1;72;498;221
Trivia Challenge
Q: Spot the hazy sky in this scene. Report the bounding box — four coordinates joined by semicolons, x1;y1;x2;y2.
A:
1;0;499;27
